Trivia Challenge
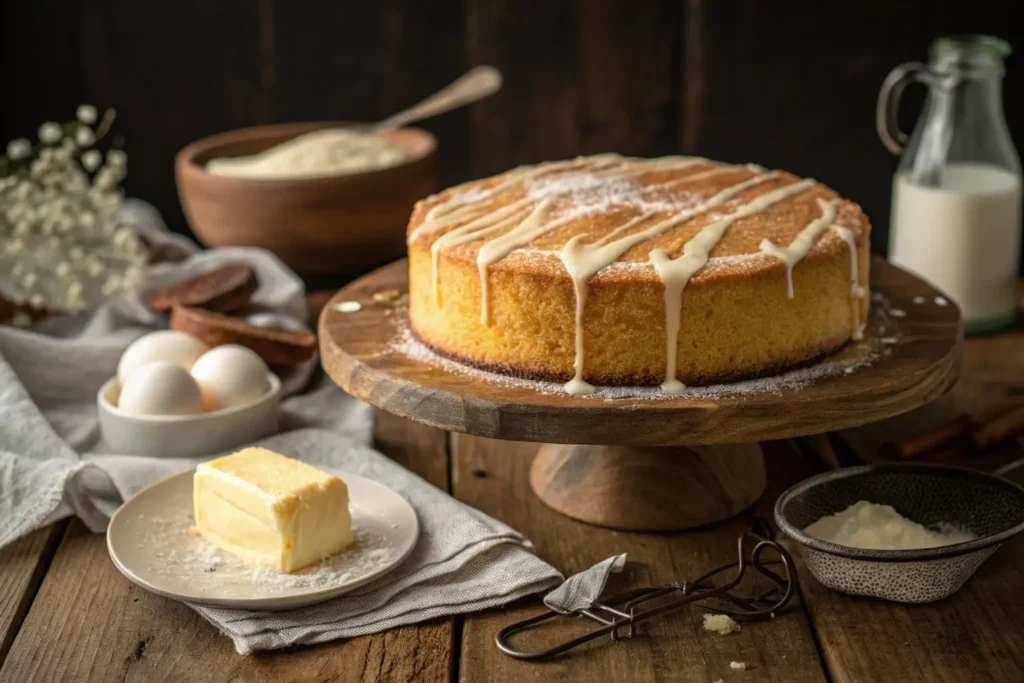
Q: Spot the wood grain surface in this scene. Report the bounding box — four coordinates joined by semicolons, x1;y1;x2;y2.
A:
320;257;962;446
453;435;829;682
799;469;1024;683
2;297;1022;680
789;318;1024;683
0;416;454;683
7;1;1023;258
465;0;679;177
0;524;65;666
529;443;766;530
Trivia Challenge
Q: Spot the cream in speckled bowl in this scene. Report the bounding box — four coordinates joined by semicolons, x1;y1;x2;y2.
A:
774;463;1024;603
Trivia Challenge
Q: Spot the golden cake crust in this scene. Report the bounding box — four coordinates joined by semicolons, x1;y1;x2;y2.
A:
406;155;871;387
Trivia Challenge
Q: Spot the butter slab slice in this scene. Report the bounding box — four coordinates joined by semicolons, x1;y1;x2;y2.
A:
193;447;353;572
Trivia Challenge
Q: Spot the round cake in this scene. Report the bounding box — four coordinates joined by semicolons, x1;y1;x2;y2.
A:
406;154;870;394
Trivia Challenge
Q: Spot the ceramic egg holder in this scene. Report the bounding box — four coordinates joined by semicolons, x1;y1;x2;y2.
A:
99;336;282;458
320;258;961;531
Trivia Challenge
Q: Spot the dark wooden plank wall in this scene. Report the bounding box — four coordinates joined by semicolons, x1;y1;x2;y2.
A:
2;0;1022;259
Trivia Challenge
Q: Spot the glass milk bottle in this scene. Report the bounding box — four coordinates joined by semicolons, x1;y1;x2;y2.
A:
878;35;1022;335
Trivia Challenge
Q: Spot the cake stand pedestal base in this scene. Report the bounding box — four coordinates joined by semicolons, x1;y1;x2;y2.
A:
529;443;767;531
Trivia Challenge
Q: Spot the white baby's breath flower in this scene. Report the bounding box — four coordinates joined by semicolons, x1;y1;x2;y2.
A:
81;149;102;171
112;227;134;246
6;138;31;160
51;145;72;164
76;104;97;125
94;167;118;190
75;126;95;147
66;280;85;309
106;149;127;167
101;275;122;296
38;122;62;144
2;109;145;313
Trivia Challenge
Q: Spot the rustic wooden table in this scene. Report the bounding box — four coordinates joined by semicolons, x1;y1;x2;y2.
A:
2;308;1023;683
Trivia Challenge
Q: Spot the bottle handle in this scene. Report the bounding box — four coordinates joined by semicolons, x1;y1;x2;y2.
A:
876;62;944;155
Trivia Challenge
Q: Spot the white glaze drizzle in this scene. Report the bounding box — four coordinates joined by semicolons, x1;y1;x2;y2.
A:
477;198;560;324
559;172;779;394
833;225;866;340
654;163;762;191
410;155;622;243
596;156;712;179
759;198;839;299
650;179;817;393
413;154;865;395
430;200;533;303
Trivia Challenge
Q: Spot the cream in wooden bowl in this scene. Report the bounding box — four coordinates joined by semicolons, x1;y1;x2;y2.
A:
175;122;437;278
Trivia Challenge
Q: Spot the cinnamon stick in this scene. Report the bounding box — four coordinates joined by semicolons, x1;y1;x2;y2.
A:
971;403;1024;451
882;415;974;461
882;403;1024;462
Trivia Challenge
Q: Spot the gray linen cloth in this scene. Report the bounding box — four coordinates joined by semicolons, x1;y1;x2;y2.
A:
0;201;571;654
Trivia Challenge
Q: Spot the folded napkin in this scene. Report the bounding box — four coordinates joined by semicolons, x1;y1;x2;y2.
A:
0;219;372;543
169;429;562;653
0;201;566;654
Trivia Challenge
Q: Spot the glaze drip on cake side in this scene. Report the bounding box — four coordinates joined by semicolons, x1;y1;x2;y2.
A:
406;154;870;393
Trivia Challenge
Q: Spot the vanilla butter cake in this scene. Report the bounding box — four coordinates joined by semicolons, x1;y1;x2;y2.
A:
406;154;870;395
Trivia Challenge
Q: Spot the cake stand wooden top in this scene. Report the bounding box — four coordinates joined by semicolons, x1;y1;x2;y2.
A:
320;257;962;446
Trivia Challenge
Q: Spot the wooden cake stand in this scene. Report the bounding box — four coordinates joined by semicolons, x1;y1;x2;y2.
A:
320;257;962;531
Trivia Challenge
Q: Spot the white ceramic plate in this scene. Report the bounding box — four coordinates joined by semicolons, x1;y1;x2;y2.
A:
106;468;419;610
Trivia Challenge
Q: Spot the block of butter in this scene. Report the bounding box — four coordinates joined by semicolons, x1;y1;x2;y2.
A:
193;447;354;572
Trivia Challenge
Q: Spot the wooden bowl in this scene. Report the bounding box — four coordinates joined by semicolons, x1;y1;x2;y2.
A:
175;122;437;278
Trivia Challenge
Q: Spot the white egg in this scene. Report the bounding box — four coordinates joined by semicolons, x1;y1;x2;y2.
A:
117;361;206;416
190;345;270;411
118;331;209;383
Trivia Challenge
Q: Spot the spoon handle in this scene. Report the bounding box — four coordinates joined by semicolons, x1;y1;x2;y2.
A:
372;65;502;132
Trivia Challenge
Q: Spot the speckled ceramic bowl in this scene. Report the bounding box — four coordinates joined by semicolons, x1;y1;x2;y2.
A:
775;463;1024;603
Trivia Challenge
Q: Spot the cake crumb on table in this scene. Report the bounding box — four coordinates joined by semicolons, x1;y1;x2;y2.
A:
703;613;740;635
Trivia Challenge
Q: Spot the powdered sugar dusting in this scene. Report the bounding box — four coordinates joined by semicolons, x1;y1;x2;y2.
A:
142;509;396;592
112;471;418;605
390;301;898;401
525;172;702;220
